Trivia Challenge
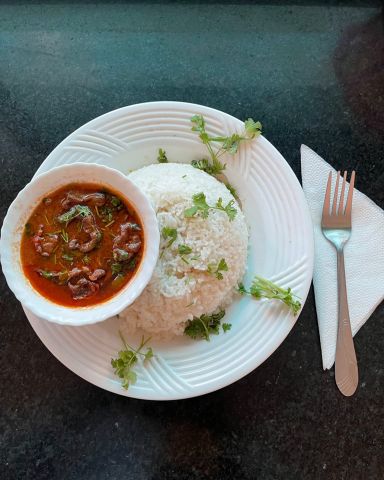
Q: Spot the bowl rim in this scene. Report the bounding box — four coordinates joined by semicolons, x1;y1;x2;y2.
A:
0;162;160;326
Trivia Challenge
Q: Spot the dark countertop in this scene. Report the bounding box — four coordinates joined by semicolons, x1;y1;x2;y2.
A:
1;2;383;479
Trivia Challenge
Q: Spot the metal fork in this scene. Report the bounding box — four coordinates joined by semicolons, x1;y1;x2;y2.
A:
321;170;358;396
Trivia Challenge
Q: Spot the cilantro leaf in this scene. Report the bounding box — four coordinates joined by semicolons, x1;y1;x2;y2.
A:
99;205;113;223
162;226;177;247
207;258;228;280
127;257;137;270
191;158;226;176
157;148;168;163
191;158;211;173
177;244;193;264
222;323;232;333
57;205;92;224
184;205;199;218
82;255;90;265
36;269;68;285
222;133;243;155
184;310;226;341
244;118;262;139
217;258;228;273
191;192;210;217
184;193;209;219
191;114;206;133
178;244;192;255
215;198;237;221
111;263;123;276
237;282;247;295
110;196;122;207
37;269;57;280
144;347;154;361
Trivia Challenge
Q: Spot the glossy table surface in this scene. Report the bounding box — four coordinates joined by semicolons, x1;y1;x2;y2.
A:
1;2;383;479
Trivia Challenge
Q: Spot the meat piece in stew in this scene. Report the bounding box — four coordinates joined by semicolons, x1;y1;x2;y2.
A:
113;222;142;262
32;225;59;257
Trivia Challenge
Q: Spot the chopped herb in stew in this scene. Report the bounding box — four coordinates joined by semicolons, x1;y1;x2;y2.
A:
20;183;144;307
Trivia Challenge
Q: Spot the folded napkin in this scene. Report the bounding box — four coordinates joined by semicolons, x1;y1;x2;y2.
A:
301;145;384;370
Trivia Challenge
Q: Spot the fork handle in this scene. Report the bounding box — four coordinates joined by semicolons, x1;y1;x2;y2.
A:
335;249;359;396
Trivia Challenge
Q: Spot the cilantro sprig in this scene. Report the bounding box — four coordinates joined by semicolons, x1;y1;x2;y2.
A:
111;257;137;277
190;158;223;176
162;226;177;247
110;196;121;208
82;254;90;265
207;258;228;280
215;197;237;220
184;310;230;341
157;148;168;163
111;332;154;390
36;269;68;285
178;244;192;255
190;115;262;176
177;244;193;264
111;262;123;276
99;205;113;224
238;277;301;316
184;192;237;221
222;323;232;333
57;205;92;224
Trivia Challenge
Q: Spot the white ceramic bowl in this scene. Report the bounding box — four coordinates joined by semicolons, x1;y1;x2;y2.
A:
0;163;159;326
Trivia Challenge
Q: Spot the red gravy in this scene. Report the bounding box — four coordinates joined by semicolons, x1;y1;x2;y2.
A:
20;183;144;307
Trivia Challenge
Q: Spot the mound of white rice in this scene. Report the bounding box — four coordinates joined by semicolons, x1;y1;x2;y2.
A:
119;163;248;336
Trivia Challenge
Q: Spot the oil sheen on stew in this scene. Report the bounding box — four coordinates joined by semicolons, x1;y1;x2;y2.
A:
21;183;144;307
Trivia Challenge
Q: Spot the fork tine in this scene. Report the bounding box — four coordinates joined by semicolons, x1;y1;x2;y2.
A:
332;171;340;215
338;171;347;215
345;170;356;217
322;171;332;218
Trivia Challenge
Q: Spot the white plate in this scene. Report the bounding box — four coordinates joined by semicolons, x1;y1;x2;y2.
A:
25;101;314;400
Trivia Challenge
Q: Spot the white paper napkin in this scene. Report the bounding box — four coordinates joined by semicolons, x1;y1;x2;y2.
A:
301;145;384;370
